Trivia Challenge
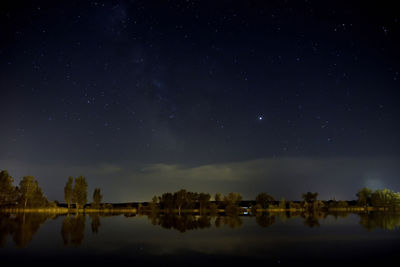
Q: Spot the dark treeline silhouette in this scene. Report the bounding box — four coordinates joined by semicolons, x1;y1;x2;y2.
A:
0;170;102;212
2;169;400;213
146;189;243;216
0;170;52;209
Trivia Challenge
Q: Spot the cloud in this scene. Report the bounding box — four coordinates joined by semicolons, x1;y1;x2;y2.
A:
141;163;237;181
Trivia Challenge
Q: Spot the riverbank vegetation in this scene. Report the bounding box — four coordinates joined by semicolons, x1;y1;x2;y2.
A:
1;170;400;214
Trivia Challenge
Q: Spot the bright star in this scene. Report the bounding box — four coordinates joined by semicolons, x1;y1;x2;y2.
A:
258;116;263;121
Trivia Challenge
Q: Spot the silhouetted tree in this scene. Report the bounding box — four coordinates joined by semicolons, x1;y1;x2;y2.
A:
279;198;287;209
0;170;18;206
92;188;102;209
30;186;48;208
72;176;87;210
64;177;73;210
255;193;274;209
370;189;400;208
215;193;222;202
149;195;159;212
18;176;48;209
301;192;318;210
198;193;211;214
356;187;372;207
215;193;222;208
186;191;199;210
19;176;37;209
223;192;242;206
160;192;174;210
174;189;187;215
251;204;262;214
209;203;219;216
223;192;243;216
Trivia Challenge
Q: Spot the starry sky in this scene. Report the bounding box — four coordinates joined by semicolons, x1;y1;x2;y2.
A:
1;0;400;202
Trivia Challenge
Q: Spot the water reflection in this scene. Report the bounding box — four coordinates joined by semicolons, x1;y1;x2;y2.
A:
255;213;275;228
215;215;243;228
0;213;56;248
89;213;101;234
61;214;86;246
147;213;213;232
0;211;400;247
300;211;326;228
359;212;400;231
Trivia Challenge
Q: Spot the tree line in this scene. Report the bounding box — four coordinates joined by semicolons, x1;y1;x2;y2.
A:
0;170;49;209
0;170;101;210
1;169;400;212
148;190;244;216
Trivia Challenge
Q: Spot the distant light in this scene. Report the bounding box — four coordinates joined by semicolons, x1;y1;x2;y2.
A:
258;116;263;121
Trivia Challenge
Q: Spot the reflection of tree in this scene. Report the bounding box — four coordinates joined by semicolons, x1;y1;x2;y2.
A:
301;211;328;228
147;213;212;232
303;215;320;228
0;213;51;248
14;213;52;247
215;215;242;229
255;193;274;209
225;205;243;217
89;213;101;234
197;215;211;229
255;213;275;228
61;214;86;246
61;215;72;245
330;211;350;220
359;212;400;231
0;213;13;247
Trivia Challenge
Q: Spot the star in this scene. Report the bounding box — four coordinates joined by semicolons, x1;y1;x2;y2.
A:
258;116;263;121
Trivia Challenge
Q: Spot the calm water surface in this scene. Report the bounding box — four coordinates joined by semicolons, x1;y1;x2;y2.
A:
1;212;399;266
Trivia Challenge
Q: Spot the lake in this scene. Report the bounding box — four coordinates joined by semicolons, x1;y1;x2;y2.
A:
1;212;399;266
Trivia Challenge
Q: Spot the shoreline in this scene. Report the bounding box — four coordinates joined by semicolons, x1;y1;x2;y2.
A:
0;206;395;214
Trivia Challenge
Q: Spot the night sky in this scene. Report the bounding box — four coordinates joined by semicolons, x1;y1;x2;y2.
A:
1;0;400;202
